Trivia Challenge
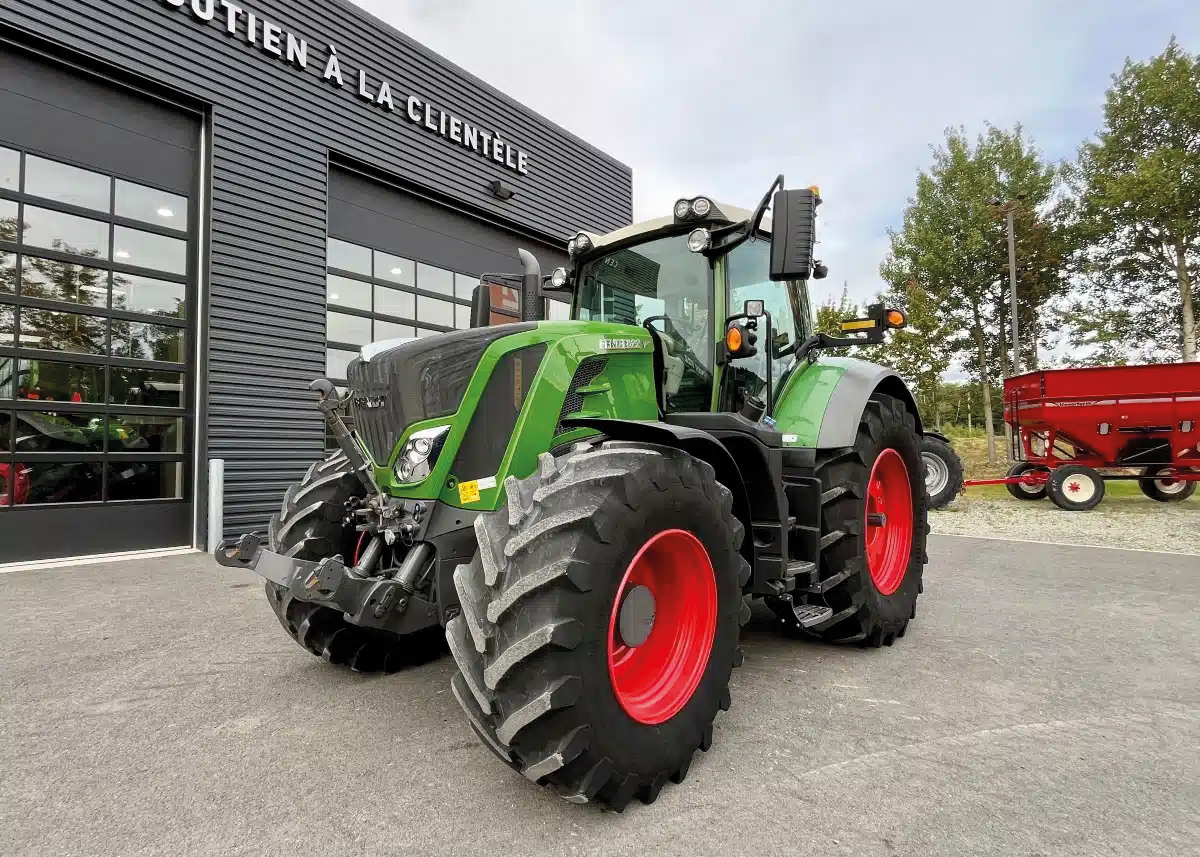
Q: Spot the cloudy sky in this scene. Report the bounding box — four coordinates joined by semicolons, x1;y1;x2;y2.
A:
357;0;1197;308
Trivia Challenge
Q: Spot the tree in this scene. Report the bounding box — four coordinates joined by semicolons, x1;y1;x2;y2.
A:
881;124;1062;462
814;282;859;336
1066;38;1200;362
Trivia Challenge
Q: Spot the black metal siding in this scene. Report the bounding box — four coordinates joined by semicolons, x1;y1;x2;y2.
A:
0;0;631;539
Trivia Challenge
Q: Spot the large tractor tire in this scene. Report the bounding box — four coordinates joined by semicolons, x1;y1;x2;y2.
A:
919;435;963;509
795;394;927;646
1138;465;1197;503
446;442;749;811
264;450;439;673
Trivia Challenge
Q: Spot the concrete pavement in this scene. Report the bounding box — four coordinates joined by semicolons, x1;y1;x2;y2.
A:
1;535;1197;856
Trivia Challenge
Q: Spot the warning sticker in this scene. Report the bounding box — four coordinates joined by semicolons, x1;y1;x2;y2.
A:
477;476;498;490
458;480;480;504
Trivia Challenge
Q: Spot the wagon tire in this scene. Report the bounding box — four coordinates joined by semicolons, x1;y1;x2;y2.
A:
1005;461;1048;501
1138;465;1197;503
1047;464;1105;511
919;435;963;509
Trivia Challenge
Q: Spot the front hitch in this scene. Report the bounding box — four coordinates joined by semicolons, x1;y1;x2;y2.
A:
214;534;437;633
309;378;380;496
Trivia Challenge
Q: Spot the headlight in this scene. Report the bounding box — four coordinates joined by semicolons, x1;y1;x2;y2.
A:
687;227;711;253
573;232;592;253
394;424;450;484
691;197;712;217
550;267;569;288
673;199;691;219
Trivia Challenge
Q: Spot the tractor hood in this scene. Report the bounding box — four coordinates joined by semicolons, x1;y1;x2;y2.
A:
346;324;536;463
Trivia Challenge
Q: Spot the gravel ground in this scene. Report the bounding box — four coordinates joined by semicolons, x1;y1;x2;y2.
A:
2;539;1199;856
931;497;1200;555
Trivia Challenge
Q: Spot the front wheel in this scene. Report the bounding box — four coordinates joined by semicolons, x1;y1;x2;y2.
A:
1047;464;1105;511
1139;465;1196;503
446;443;749;811
1006;461;1049;501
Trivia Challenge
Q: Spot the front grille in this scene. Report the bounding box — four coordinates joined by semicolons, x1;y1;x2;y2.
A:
346;324;533;463
555;357;608;435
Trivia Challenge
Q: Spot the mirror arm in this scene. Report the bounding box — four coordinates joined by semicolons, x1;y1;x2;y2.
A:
706;174;785;259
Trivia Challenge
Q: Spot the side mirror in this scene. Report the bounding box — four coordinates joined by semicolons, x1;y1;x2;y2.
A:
469;283;492;328
770;187;820;281
743;299;764;318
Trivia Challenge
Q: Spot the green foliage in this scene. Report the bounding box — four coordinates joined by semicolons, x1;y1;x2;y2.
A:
1063;37;1200;362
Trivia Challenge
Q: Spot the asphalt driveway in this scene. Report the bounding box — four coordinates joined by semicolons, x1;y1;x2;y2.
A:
1;535;1197;857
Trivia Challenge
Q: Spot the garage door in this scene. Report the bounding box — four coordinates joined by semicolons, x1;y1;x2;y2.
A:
0;49;199;563
323;165;569;387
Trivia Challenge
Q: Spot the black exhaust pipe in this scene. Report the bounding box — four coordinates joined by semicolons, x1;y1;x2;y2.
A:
469;282;492;328
518;248;542;322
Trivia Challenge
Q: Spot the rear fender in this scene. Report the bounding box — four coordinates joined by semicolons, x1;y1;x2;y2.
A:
817;362;922;448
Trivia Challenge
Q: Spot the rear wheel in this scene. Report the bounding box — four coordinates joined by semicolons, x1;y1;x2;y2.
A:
792;394;927;646
1006;461;1048;501
265;450;441;673
1047;464;1105;511
446;442;749;810
919;436;963;509
1139;465;1196;502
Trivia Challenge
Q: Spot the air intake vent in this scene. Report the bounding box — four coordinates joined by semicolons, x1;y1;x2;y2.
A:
555;357;608;435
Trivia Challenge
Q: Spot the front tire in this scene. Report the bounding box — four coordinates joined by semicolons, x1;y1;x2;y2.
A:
1006;461;1048;501
795;394;928;647
1047;464;1105;511
265;450;440;672
446;443;749;811
1138;465;1196;502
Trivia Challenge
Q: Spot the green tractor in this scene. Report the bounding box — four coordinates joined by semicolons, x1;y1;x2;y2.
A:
216;176;928;810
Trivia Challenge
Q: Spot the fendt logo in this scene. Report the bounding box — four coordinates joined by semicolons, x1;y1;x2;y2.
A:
353;394;387;410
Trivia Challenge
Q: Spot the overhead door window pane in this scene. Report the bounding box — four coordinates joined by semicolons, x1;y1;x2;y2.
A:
14;411;105;453
22;256;108;307
110;320;185;362
327;274;371;311
417;263;453;296
110;414;185;452
112;273;185;317
1;302;13;344
0;252;13;296
374;284;414;319
114;180;188;230
113;226;186;274
326;348;356;380
23;206;109;259
0;147;18;192
328;238;371;275
17;358;105;402
20;308;107;354
21;461;104;504
454;273;478;300
375;252;413;286
106;461;184;501
546;299;570;321
111;368;185;407
24;156;111;212
374;320;414;341
454;304;472;330
418;295;455;327
327;311;371;346
0;198;17;247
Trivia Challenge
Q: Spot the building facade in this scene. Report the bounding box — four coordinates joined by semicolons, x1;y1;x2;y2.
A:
0;0;632;563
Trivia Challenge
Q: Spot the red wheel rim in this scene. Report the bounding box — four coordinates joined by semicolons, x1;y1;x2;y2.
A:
865;449;914;596
607;529;717;725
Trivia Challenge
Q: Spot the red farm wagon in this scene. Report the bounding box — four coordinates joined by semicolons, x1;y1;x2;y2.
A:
982;362;1200;511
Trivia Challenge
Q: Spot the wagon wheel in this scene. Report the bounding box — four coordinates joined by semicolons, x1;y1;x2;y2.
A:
1005;461;1048;501
1138;465;1197;503
1047;464;1105;511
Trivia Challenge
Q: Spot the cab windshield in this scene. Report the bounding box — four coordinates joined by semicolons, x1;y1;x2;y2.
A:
576;234;713;410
